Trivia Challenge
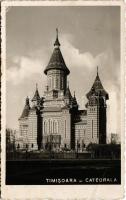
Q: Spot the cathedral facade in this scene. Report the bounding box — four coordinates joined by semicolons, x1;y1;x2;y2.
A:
19;30;109;151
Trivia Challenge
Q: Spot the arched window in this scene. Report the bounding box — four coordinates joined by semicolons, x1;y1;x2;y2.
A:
54;121;56;134
53;121;54;133
50;120;53;133
56;121;58;134
54;77;56;88
56;77;58;88
53;120;58;134
49;119;50;134
45;121;47;134
47;120;49;134
61;76;64;89
65;120;66;138
52;77;54;89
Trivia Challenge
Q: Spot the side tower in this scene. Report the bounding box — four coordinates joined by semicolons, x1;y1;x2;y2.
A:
18;97;30;148
28;85;42;150
86;68;109;145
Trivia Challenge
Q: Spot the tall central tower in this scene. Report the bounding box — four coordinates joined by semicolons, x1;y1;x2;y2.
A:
44;29;70;104
42;29;76;150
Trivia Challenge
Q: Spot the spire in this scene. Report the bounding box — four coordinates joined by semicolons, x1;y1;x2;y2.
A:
32;84;40;102
54;28;60;47
97;66;98;76
44;29;70;75
86;67;109;100
26;96;30;105
65;85;72;99
19;97;30;119
74;91;75;98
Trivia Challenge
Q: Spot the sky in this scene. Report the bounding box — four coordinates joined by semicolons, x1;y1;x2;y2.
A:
6;6;120;137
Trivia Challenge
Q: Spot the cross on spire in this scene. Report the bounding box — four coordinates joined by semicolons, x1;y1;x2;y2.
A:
97;66;99;76
54;28;60;47
56;28;58;38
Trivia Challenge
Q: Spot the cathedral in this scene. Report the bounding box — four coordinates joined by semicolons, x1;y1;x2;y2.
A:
19;30;109;151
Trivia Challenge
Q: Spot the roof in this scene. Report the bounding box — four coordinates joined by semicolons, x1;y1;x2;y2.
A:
75;120;87;125
19;97;30;119
86;69;109;100
32;88;40;102
44;30;70;75
65;86;72;99
72;92;78;107
44;48;70;75
43;107;62;112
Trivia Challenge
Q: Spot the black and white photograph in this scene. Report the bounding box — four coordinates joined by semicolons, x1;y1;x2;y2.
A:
1;1;125;199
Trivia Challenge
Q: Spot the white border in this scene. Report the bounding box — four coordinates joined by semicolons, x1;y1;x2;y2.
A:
1;1;125;199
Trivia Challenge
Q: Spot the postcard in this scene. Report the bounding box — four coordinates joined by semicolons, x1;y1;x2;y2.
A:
1;1;125;199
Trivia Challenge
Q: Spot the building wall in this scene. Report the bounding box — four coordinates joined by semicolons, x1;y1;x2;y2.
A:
42;111;62;149
28;109;38;150
87;105;99;145
19;118;29;149
75;123;87;150
61;109;71;149
42;108;72;150
47;70;67;91
99;104;107;144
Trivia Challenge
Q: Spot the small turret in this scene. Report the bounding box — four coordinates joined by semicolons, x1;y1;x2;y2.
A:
19;96;30;119
32;84;40;107
65;83;72;99
86;67;109;100
72;91;78;109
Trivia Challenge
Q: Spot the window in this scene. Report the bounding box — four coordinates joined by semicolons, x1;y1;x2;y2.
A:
49;78;51;88
65;120;66;138
56;77;58;88
31;143;34;148
92;120;93;138
53;121;55;133
44;121;46;133
61;77;64;89
48;119;50;133
53;91;58;98
50;120;53;134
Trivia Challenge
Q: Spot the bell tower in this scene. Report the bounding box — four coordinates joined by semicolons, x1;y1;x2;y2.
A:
86;67;109;145
44;29;70;102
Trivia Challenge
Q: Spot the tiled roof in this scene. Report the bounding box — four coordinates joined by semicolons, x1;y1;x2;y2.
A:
65;86;72;99
44;47;70;75
75;120;87;125
86;71;109;100
43;107;62;112
32;88;40;102
19;97;30;119
44;30;70;75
